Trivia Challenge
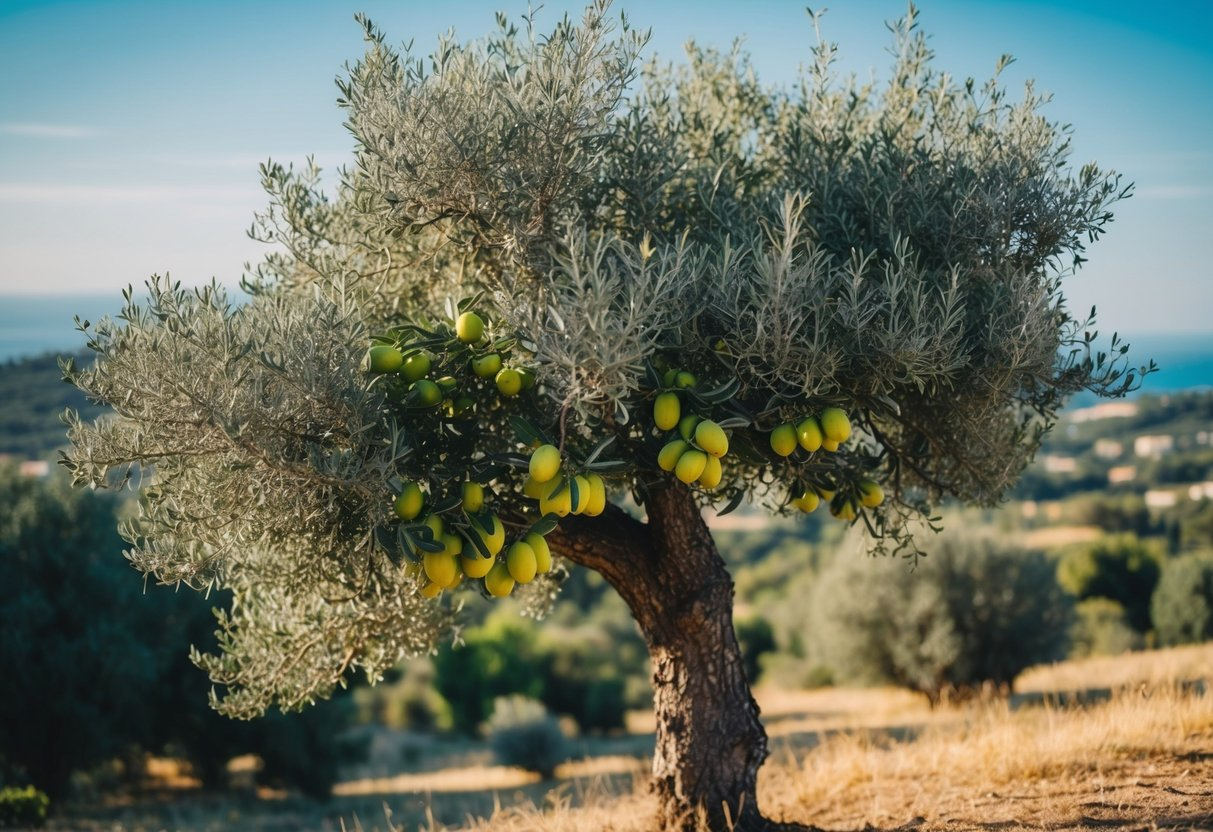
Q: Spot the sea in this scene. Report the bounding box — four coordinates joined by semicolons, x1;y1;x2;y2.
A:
1;294;1210;395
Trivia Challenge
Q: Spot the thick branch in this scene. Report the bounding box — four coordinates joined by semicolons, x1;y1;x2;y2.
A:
547;502;656;599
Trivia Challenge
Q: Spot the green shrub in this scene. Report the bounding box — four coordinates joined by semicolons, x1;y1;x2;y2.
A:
253;701;365;800
0;465;359;800
486;697;570;779
0;785;49;828
810;534;1072;704
434;610;641;736
433;617;545;735
1070;598;1142;657
1152;553;1213;646
1057;534;1162;632
757;654;834;690
1176;499;1213;553
735;615;777;684
0;469;169;798
354;660;453;732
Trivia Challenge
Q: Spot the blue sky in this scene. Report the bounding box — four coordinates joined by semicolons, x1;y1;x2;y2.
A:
0;0;1210;337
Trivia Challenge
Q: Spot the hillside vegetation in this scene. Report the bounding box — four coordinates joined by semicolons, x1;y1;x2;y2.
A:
0;352;103;458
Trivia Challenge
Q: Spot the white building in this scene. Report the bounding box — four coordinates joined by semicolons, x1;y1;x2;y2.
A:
1134;435;1175;459
1145;489;1178;509
1043;455;1077;474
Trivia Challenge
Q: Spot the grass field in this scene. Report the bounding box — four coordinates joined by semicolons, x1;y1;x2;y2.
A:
49;644;1213;831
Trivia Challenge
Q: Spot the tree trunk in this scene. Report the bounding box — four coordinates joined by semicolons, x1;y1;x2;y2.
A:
553;483;811;832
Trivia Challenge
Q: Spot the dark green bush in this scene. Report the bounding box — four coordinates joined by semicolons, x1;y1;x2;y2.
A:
434;610;642;735
810;534;1072;704
254;701;365;800
433;617;545;735
1176;499;1213;553
735;615;777;684
0;466;358;800
354;660;453;732
1056;534;1162;632
1152;553;1213;646
486;697;570;779
0;785;49;828
0;469;167;797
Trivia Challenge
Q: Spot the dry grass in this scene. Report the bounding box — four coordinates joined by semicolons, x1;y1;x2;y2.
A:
1017;642;1213;694
768;683;1213;830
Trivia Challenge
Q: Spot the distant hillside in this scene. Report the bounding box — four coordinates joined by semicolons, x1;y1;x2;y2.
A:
0;351;107;459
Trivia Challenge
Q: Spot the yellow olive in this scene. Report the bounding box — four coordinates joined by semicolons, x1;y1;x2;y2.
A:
529;444;562;483
393;482;424;521
506;540;538;584
368;345;403;373
495;368;523;396
525;532;552;574
462;482;485;513
792;490;820;513
456;311;485;344
797;417;823;452
460;546;495;578
858;480;885;508
694;420;729;458
653;391;681;431
539;479;572;517
819;408;852;443
658;439;689;472
471;353;502;378
698;455;723;489
422;552;458;587
583;473;607;516
770;424;797;457
484;561;516;597
674;448;708;484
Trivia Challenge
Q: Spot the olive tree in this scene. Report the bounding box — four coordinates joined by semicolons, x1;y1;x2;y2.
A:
63;4;1146;829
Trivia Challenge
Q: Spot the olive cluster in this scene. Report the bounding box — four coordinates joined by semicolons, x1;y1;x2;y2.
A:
769;409;884;520
369;308;556;601
645;366;887;523
366;310;534;415
391;479;553;599
651;371;730;489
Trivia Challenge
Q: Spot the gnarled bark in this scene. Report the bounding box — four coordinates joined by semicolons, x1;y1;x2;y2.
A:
552;483;811;832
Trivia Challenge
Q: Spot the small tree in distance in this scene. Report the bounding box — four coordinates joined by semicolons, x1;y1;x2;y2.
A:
810;533;1073;704
62;4;1148;829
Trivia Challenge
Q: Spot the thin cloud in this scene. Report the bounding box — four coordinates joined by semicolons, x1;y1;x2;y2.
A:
0;183;259;205
0;122;99;139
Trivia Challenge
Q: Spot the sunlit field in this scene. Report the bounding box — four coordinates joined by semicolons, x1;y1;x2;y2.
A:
47;643;1213;832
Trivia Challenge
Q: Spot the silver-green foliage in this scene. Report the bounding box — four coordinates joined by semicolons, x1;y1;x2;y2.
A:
1151;553;1213;647
809;533;1073;702
63;282;453;717
64;2;1142;717
486;696;571;779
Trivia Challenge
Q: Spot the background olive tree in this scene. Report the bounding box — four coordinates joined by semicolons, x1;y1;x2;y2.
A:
62;4;1145;829
809;533;1073;704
